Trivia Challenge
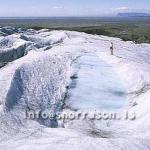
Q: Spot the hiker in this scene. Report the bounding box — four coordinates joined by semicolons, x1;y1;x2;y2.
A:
110;42;114;55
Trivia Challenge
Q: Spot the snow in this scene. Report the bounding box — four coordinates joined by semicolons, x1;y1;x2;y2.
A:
0;35;30;67
65;54;126;111
0;27;150;149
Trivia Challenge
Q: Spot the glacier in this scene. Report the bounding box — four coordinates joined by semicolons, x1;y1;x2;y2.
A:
0;27;150;150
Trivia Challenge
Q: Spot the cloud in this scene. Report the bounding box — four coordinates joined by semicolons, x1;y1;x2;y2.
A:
116;7;129;11
53;6;64;9
115;7;150;13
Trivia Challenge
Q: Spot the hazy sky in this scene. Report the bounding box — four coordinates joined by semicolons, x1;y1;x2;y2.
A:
0;0;150;17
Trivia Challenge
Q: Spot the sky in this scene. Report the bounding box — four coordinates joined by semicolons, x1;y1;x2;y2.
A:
0;0;150;17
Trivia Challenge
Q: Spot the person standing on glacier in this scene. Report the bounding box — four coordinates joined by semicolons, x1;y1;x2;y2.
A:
110;42;114;55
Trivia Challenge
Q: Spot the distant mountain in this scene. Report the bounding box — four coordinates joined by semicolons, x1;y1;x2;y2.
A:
117;13;150;17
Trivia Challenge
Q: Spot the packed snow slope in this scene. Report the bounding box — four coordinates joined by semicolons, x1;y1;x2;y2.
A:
0;26;150;150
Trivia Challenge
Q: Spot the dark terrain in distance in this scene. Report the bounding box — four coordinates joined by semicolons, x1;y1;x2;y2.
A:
118;13;150;17
0;17;150;43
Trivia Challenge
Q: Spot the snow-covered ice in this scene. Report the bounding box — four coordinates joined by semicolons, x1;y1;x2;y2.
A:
65;54;126;111
0;27;150;150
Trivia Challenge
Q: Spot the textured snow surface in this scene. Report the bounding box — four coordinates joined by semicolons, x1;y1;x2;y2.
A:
65;54;126;111
0;27;150;150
